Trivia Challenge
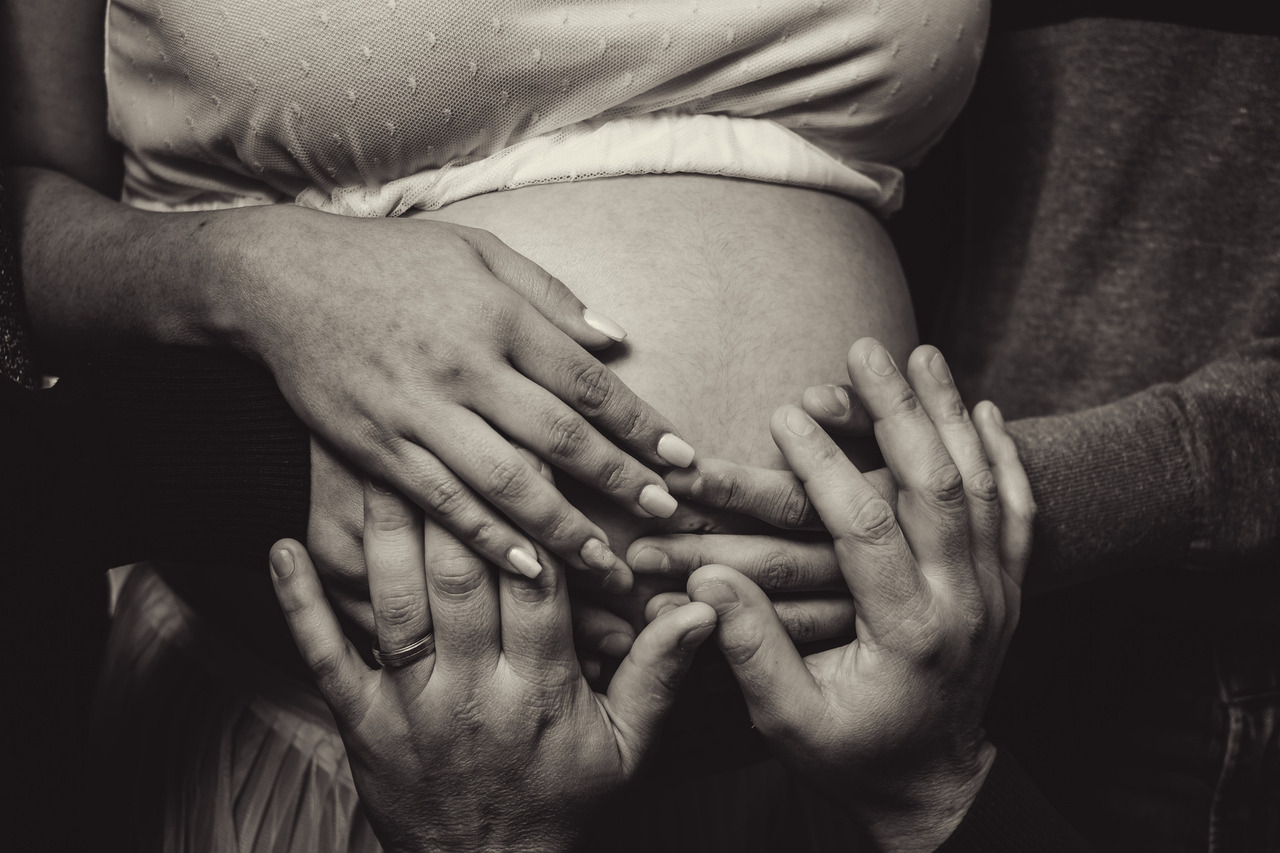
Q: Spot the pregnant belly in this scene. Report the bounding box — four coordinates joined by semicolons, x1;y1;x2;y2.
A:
164;174;916;678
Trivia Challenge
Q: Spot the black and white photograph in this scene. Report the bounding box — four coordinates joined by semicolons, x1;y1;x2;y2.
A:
2;1;1277;851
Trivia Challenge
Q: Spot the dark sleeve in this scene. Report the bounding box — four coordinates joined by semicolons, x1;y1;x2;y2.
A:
34;346;311;572
1006;339;1280;593
937;748;1095;853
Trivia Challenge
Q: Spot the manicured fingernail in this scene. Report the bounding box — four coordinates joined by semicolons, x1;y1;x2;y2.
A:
693;581;739;613
928;351;953;386
991;404;1006;431
581;538;618;572
639;484;678;518
680;620;717;651
598;633;634;658
813;384;850;417
507;547;543;579
785;407;817;436
657;433;696;468
270;548;294;580
664;468;702;497
631;546;671;572
583;308;627;342
866;344;895;376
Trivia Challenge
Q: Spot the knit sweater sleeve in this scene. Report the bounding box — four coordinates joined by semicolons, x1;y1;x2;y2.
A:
936;748;1095;852
1006;338;1280;592
45;347;311;571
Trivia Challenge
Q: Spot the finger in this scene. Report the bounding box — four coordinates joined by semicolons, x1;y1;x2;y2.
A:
417;410;633;584
373;438;551;580
974;403;1035;589
908;347;1000;599
364;481;434;688
508;319;696;470
801;383;874;436
268;539;373;724
488;375;674;520
769;405;927;640
664;459;897;531
628;534;843;592
605;601;717;771
772;596;858;646
845;338;971;581
643;592;691;623
498;555;579;685
571;598;636;659
459;226;628;351
663;459;821;530
423;519;501;675
687;566;822;739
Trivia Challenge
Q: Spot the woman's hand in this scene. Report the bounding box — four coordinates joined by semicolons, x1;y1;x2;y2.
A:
228;207;693;585
268;481;715;853
676;340;1034;851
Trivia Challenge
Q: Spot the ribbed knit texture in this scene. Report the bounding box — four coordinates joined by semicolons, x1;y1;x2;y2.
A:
938;749;1095;852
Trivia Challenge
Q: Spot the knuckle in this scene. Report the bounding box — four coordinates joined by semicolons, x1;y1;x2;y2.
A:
565;360;614;414
377;590;427;628
938;391;970;423
422;476;468;519
847;495;899;546
431;565;486;600
925;462;967;508
965;468;1000;506
779;607;817;643
596;457;631;494
721;626;768;670
757;555;800;590
775;484;815;529
545;412;591;461
888;384;922;416
539;503;581;547
484;456;536;503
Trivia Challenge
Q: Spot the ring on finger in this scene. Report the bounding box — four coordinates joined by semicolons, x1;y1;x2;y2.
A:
372;632;436;668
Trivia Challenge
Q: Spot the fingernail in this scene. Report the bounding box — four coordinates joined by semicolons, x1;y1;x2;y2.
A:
992;404;1006;431
653;601;682;620
631;546;671;572
639;484;678;518
657;433;696;468
604;569;632;594
598;633;634;658
664;468;702;497
583;308;627;342
813;384;850;417
693;581;739;613
581;538;618;573
679;620;717;651
581;658;603;682
270;548;294;580
928;351;953;386
866;344;895;376
785;407;817;436
507;547;543;579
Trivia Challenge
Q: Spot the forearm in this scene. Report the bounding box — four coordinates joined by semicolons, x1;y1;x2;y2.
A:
11;166;260;368
1008;339;1280;592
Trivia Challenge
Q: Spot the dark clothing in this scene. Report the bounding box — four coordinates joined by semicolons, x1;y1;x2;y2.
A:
909;11;1280;853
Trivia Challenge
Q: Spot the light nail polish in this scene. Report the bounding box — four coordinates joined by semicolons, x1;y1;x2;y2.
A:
664;468;702;497
785;407;817;436
866;344;895;376
657;433;696;468
928;351;953;386
638;484;678;518
507;547;543;579
583;308;627;342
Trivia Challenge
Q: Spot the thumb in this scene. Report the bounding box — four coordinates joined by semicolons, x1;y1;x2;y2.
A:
605;601;717;772
688;565;822;738
463;228;627;350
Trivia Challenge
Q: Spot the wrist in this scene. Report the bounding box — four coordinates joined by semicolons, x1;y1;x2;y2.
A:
857;741;997;853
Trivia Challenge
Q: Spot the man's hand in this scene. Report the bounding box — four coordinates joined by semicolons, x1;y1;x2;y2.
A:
679;341;1034;851
270;482;715;853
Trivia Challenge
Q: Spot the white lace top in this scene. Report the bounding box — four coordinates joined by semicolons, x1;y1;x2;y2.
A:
106;0;987;216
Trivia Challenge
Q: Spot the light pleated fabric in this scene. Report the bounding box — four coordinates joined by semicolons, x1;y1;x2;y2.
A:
93;566;383;853
106;0;987;215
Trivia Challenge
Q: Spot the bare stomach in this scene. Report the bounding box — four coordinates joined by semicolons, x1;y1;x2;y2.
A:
163;174;916;669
